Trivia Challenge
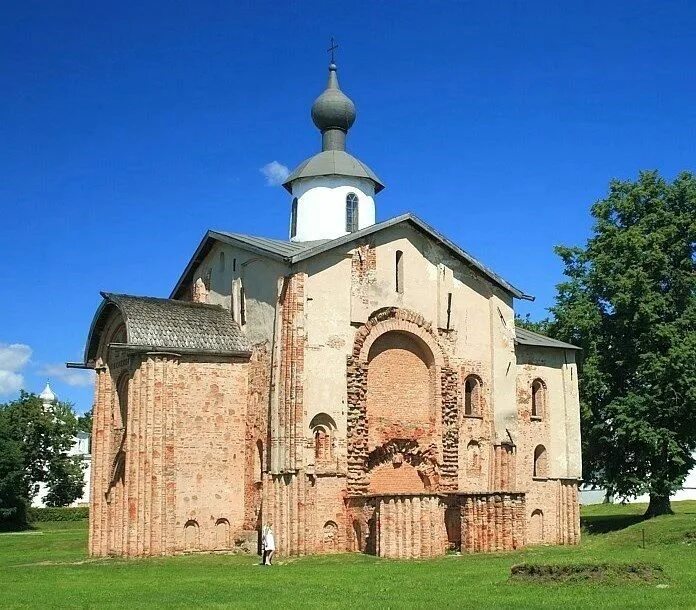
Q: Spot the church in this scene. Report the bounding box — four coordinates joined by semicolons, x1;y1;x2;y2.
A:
78;58;582;559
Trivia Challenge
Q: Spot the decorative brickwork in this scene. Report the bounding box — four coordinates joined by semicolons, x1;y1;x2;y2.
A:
346;308;451;496
440;366;459;490
375;494;447;558
460;492;526;552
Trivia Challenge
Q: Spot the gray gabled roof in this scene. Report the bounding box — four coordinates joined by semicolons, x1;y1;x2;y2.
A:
84;293;251;364
515;327;581;351
282;150;384;193
170;213;532;301
211;231;328;259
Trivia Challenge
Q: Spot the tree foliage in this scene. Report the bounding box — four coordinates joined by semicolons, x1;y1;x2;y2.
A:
548;171;696;516
0;392;85;525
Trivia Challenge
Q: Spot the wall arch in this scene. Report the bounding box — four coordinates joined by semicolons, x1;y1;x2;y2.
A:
354;308;447;367
184;520;200;551
323;521;339;551
215;518;230;549
529;509;544;544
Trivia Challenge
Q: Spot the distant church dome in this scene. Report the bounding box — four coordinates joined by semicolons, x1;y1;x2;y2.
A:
311;63;356;133
39;382;56;405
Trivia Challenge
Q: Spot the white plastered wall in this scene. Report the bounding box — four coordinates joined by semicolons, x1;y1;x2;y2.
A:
290;176;376;242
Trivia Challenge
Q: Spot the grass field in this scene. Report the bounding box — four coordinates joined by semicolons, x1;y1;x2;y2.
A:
1;502;695;609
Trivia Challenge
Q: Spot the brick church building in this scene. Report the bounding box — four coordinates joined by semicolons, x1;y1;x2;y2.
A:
78;59;582;559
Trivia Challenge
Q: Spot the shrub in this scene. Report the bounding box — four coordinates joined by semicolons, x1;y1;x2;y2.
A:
510;562;663;583
27;506;89;522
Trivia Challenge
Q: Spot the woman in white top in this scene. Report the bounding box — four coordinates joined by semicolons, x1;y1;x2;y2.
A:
262;524;275;565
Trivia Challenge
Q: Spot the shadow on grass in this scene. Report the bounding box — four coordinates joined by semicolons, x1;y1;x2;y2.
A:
0;522;36;533
581;513;646;534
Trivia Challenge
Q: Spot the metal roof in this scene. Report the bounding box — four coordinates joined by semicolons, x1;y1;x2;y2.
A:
211;231;328;259
515;327;581;351
170;213;532;301
282;150;384;193
84;293;252;364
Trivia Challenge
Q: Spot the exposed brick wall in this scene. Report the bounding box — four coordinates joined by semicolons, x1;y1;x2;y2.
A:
347;308;450;497
366;331;433;448
89;304;251;558
375;494;447;558
275;273;305;473
244;344;270;530
460;492;526;552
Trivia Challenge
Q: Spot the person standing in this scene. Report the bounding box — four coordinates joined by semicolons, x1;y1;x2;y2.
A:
262;524;275;565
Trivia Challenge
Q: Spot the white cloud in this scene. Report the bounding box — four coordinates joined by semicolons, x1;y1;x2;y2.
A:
0;370;23;395
39;364;95;388
260;161;290;186
0;343;31;396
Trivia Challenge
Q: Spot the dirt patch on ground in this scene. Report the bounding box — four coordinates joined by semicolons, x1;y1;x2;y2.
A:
510;562;664;584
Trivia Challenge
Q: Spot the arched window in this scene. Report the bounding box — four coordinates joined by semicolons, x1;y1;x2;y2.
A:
219;251;226;272
290;197;298;238
314;428;330;462
395;250;404;293
309;413;337;465
531;379;546;418
464;375;482;416
346;192;359;232
533;444;548;478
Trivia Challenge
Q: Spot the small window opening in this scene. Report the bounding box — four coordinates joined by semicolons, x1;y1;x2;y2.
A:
395;250;404;293
446;292;453;330
290;197;298;238
464;375;481;416
531;379;545;418
219;251;225;272
533;445;548;478
346;193;359;232
239;284;246;326
233;258;237;272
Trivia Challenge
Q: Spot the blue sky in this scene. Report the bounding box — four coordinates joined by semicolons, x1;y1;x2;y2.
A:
1;1;695;412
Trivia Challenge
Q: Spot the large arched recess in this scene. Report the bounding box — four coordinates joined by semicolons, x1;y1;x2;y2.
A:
366;330;436;449
346;308;457;494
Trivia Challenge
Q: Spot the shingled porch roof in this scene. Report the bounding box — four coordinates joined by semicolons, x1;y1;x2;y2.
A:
82;292;251;366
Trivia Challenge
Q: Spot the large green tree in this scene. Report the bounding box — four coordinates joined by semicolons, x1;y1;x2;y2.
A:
0;392;85;525
548;171;695;516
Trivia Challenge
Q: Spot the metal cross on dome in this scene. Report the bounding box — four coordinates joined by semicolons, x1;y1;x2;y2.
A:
327;37;338;63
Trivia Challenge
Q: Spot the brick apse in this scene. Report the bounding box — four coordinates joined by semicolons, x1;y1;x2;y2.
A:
81;216;582;559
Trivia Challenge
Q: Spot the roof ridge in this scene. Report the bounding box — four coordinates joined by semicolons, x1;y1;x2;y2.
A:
103;292;226;311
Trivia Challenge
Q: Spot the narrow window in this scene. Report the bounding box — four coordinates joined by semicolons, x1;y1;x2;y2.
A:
290;197;298;238
395;250;404;293
533;445;548;478
219;251;225;272
346;192;359;232
531;379;545;418
314;428;330;462
446;292;453;330
233;258;237;272
239;284;246;326
464;375;481;416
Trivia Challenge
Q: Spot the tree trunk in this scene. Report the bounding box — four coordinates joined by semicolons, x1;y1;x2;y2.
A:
644;493;673;518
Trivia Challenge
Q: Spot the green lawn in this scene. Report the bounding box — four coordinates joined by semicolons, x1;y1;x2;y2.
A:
1;502;695;608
